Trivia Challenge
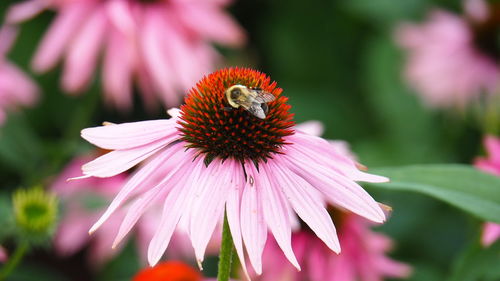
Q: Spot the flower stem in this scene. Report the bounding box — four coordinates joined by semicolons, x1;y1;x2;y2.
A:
0;241;29;281
217;211;234;281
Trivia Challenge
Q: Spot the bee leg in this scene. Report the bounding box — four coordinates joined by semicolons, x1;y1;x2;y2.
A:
261;103;269;115
223;106;234;112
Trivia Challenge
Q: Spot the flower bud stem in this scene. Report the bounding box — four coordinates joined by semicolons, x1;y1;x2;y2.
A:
217;210;234;281
0;241;28;281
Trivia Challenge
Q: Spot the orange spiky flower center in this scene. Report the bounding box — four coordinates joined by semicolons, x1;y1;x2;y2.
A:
132;261;202;281
178;68;295;166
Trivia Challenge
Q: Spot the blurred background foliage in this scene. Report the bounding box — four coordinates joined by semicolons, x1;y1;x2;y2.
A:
0;0;495;280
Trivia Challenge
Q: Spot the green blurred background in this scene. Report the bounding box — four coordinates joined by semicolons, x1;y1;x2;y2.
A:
0;0;492;280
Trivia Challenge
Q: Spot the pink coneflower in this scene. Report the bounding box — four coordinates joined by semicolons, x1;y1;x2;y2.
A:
78;68;388;274
7;0;245;110
395;0;500;108
474;135;500;246
250;213;411;281
0;26;38;124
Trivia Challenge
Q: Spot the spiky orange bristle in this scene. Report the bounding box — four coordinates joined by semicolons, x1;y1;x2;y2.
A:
178;67;295;165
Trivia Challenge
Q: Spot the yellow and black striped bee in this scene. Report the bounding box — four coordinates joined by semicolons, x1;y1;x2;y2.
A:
225;85;276;119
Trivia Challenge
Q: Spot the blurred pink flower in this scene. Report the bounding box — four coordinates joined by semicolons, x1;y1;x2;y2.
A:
474;135;500;246
52;155;137;265
76;68;388;275
250;213;411;281
0;246;7;263
395;0;500;108
482;223;500;247
7;0;245;110
0;26;38;124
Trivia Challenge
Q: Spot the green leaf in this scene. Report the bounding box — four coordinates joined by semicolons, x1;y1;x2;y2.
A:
368;164;500;223
0;114;43;175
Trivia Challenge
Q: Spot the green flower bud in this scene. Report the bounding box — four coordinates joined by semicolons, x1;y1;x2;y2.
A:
12;186;58;245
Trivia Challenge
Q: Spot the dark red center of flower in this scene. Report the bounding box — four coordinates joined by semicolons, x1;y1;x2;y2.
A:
178;68;295;166
470;4;500;61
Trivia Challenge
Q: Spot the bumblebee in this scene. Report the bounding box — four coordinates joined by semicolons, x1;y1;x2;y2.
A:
225;84;276;119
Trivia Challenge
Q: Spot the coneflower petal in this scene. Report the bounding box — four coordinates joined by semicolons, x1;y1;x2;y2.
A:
147;159;205;266
260;164;300;270
82;138;172;178
81;120;176;150
270;162;340;253
240;163;267;275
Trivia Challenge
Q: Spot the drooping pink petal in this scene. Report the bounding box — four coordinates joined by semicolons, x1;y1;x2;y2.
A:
89;145;185;234
113;152;194;248
240;163;267;275
113;182;171;249
188;160;232;263
54;211;93;256
102;27;134;110
62;8;107;93
81;120;177;150
154;9;200;91
32;2;93;72
327;252;356;281
0;62;39;106
147;158;206;266
260;163;300;270
375;255;413;279
289;133;389;183
282;151;385;224
225;160;249;277
0;26;18;58
140;6;178;105
105;0;136;38
174;3;246;47
90;214;123;265
81;137;174;178
5;0;49;24
306;242;328;281
269;161;341;253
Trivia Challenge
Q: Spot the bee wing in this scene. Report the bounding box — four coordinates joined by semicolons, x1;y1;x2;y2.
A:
248;103;266;119
252;90;276;103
